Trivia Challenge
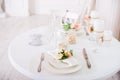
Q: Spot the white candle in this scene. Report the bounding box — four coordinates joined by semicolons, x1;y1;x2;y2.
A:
104;30;112;41
94;19;104;32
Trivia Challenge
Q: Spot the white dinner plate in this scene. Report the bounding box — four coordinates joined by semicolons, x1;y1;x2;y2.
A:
44;59;83;74
44;53;83;74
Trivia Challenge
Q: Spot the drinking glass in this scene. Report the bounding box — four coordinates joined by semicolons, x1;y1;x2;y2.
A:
93;32;104;53
54;30;68;49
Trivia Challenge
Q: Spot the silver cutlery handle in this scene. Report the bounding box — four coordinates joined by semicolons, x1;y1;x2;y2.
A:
86;59;91;69
38;53;44;72
38;60;42;72
83;48;91;69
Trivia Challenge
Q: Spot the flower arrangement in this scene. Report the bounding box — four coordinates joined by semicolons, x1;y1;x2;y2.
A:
84;15;94;33
63;22;80;31
62;11;80;31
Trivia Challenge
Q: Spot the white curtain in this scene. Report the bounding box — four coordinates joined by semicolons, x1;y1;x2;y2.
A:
29;0;80;15
96;0;120;40
0;0;3;12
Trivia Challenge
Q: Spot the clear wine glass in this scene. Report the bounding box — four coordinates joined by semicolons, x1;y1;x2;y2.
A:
93;32;104;53
53;30;68;49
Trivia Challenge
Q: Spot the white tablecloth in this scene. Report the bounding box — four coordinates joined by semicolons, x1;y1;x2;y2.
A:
8;26;120;80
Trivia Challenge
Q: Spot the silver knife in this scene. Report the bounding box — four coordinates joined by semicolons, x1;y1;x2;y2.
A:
83;48;91;69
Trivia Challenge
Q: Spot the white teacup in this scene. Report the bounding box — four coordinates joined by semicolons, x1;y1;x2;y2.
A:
29;34;42;46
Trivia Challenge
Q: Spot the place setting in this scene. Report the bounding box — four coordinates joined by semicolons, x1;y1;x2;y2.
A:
44;48;83;74
28;45;96;79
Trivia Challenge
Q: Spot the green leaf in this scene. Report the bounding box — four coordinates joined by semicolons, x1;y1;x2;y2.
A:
63;23;71;31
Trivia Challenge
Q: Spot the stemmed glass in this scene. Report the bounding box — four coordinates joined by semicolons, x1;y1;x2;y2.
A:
93;32;104;53
54;30;68;49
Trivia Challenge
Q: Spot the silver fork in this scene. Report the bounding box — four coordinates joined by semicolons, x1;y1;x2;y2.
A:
38;53;44;72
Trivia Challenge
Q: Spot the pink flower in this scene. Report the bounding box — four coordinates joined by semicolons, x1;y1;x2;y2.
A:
73;23;80;30
84;15;91;22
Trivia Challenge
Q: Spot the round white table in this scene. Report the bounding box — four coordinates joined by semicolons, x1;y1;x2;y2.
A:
8;26;120;80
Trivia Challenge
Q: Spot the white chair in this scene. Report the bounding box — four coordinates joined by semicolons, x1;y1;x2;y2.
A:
4;0;29;16
29;0;80;15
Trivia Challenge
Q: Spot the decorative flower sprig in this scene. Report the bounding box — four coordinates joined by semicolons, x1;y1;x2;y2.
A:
57;49;73;60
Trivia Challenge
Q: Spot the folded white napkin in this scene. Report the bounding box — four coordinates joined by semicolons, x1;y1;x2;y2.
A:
48;52;78;66
62;57;79;66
